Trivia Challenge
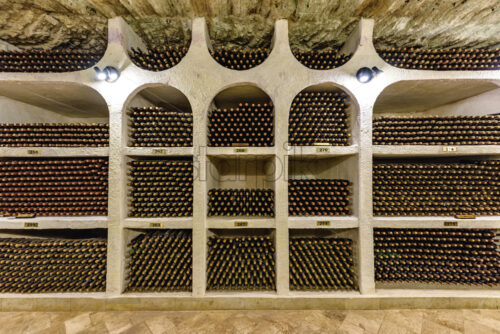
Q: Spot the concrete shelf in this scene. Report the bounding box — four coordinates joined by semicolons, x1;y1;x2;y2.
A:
123;217;193;229
0;147;109;158
0;216;108;230
372;216;500;229
373;145;500;157
206;147;275;158
288;216;359;229
0;14;498;310
286;145;358;157
123;147;193;157
206;217;275;229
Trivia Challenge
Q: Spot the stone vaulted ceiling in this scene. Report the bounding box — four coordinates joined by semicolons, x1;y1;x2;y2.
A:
0;0;499;52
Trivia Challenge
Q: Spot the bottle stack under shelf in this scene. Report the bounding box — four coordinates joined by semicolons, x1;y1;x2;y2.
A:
378;47;500;71
129;45;189;71
128;158;193;218
374;229;499;286
373;115;500;145
126;230;192;292
207;189;275;217
0;237;107;293
373;160;500;217
0;49;103;72
128;107;193;147
207;235;276;291
210;46;270;70
208;102;274;147
0;158;109;217
288;179;352;216
0;123;109;147
292;48;352;70
288;90;350;146
289;237;357;291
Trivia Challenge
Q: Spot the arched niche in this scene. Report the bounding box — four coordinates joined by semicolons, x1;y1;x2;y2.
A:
128;20;192;72
207;19;275;71
124;84;193;148
208;84;274;147
288;82;359;147
288;21;356;70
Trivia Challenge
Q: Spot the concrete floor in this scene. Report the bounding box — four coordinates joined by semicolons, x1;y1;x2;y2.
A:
1;309;499;333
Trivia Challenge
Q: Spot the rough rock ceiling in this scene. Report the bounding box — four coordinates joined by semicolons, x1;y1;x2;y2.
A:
0;0;499;52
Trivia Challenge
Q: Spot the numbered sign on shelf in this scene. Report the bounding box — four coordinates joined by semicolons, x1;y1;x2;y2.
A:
234;221;249;227
234;148;247;153
316;221;331;227
24;222;39;228
444;221;458;227
151;148;166;155
27;149;41;155
442;146;457;152
149;222;163;228
316;147;330;153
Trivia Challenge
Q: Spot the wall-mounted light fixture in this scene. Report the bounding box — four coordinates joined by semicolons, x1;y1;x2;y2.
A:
356;66;383;83
94;66;120;82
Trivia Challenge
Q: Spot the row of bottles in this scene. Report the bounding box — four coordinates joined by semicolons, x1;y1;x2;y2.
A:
126;230;192;292
289;91;350;146
373;115;500;145
373;160;500;216
128;107;193;147
288;179;352;216
292;49;352;70
210;46;270;70
0;123;109;147
207;189;275;217
0;49;102;72
374;229;499;286
0;158;108;217
290;237;357;291
129;45;189;71
378;47;500;71
207;235;276;291
208;102;274;147
0;237;107;293
128;159;193;217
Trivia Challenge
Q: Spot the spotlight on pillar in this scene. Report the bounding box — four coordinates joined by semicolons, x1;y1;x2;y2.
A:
356;66;383;83
93;66;120;82
356;67;373;83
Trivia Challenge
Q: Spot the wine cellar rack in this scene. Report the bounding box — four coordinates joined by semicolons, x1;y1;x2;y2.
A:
0;16;498;311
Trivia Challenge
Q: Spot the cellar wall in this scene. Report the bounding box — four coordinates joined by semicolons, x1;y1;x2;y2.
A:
0;15;498;310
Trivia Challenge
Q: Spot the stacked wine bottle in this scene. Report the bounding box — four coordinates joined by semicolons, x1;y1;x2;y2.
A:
373;160;500;216
0;49;102;72
208;189;274;217
378;47;500;71
374;229;499;286
293;49;351;70
289;91;350;146
0;158;108;217
290;237;357;291
373;115;500;145
288;179;352;216
126;230;192;292
128;159;193;217
129;45;188;71
128;107;193;147
0;123;109;147
208;102;274;147
210;46;270;70
207;235;276;291
0;237;107;293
